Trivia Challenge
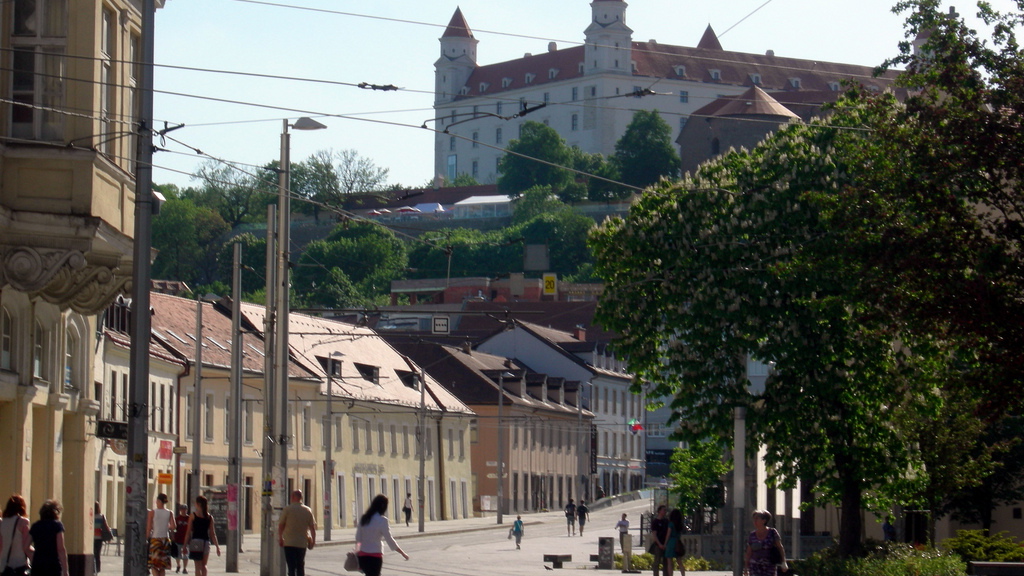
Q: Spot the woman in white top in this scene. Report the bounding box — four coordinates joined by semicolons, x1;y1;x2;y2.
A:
146;494;175;576
355;495;408;576
0;494;32;576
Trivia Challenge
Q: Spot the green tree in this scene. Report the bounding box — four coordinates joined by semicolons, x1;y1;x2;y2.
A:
669;440;732;534
152;197;229;285
215;233;268;297
292;222;407;308
291;150;340;223
407;228;522;281
449;173;481;187
511;185;565;225
497;121;574;195
611;109;681;189
515;210;594;278
185;160;275;227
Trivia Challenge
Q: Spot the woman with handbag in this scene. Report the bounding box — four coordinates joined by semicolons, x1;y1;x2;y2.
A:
0;495;32;576
28;499;68;576
354;495;408;576
663;509;685;576
93;502;112;574
743;510;787;576
183;496;219;576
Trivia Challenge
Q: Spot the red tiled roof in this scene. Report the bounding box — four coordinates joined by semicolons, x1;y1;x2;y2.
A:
713;85;799;118
696;25;723;51
460;46;586;99
443;7;473;38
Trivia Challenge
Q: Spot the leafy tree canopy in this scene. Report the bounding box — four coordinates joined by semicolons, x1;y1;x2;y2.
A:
152;196;229;286
497;121;575;195
611;109;681;189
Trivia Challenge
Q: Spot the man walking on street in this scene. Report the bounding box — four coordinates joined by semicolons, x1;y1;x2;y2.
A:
576;500;590;536
278;490;317;576
565;499;577;536
650;506;669;576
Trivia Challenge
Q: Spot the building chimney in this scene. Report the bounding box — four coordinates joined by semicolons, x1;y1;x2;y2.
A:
573;327;586;341
462;341;472;355
548;42;557;52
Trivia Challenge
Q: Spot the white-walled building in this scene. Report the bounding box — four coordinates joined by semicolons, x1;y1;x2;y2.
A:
433;1;897;184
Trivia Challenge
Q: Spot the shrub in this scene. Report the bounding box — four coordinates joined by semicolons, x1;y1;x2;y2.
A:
797;543;966;576
940;530;1024;563
615;553;718;572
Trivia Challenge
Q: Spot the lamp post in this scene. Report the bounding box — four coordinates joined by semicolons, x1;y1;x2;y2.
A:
227;242;243;572
266;117;327;576
324;352;342;542
496;371;514;525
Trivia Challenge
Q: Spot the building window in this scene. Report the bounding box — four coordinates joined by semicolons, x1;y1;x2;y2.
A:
471;131;479;148
378;423;386;454
549;68;558;79
750;73;761;85
496;128;503;144
351;421;360;451
10;0;68;141
679;91;689;103
571;114;579;131
496;101;503;115
502;77;512;88
449;136;456;151
32;319;47;380
472;105;479;118
244;400;254;443
674;65;686;77
471;160;479;178
828;81;841;91
390;425;398;455
543;92;550;103
99;7;116;156
450;109;457;124
303;404;312;449
0;307;11;370
205;394;215;441
365;421;372;454
447;154;457;182
403;425;410;456
459;429;465;459
710;69;721;81
571;87;578;101
790;77;802;88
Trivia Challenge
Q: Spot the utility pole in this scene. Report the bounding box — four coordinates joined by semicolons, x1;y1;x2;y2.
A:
125;1;156;575
323;356;340;541
496;372;505;525
259;205;277;576
226;242;242;572
417;370;426;533
191;302;204;507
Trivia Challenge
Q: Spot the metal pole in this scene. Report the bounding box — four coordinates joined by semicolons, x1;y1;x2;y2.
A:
227;242;243;572
417;370;426;533
191;302;204;506
259;205;277;576
125;1;156;574
732;407;746;576
497;373;504;525
273;119;292;576
324;361;335;542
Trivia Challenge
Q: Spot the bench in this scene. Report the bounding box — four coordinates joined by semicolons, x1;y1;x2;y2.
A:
970;561;1024;576
543;554;572;569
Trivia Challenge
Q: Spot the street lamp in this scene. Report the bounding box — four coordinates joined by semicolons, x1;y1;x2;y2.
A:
262;116;327;576
496;371;514;525
324;351;343;542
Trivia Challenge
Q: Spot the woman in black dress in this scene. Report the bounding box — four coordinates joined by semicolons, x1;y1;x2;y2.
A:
28;500;68;576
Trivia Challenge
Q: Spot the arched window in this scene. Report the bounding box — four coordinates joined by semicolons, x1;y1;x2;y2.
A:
33;319;47;380
1;307;12;370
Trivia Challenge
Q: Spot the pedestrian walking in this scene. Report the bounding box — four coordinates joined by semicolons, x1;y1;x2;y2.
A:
882;516;896;542
28;499;68;576
743;510;787;576
402;494;413;527
278;490;317;576
564;499;577;536
172;505;190;574
576;501;590;536
649;506;669;576
147;494;175;576
615;513;632;571
664;509;685;576
509;515;524;549
355;495;408;576
93;502;111;574
1;495;32;576
183;495;219;576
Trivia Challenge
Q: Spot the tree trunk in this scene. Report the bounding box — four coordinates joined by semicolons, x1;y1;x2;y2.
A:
838;463;864;557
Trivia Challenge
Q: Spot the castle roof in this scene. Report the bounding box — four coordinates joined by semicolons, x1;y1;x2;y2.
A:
442;7;474;38
712;85;800;118
696;25;723;51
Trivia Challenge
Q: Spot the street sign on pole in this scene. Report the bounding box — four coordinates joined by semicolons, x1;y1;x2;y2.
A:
432;316;450;335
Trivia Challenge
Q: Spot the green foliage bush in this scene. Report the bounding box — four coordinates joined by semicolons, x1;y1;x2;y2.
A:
797;543;966;576
940;530;1024;563
615;553;718;572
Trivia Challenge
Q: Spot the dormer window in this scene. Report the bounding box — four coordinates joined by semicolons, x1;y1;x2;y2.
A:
789;77;802;88
501;77;512;88
828;81;841;91
578;63;585;74
673;65;687;77
750;73;762;85
548;68;559;79
354;363;380;385
479;82;490;93
459;86;469;95
525;73;535;84
396;370;419;390
631;61;638;73
867;84;881;93
710;69;722;81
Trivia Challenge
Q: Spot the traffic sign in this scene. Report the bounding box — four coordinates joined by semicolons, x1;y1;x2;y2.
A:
432;316;450;335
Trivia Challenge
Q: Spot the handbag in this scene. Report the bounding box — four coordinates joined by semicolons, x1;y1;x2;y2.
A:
344;551;359;572
768;529;783;564
169;541;179;557
101;525;113;543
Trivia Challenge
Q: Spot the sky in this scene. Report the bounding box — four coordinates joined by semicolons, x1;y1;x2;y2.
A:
152;0;1017;191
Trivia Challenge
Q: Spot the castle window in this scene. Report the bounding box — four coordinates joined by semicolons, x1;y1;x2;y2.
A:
549;68;559;79
479;82;489;92
571;87;578;101
828;81;841;91
578;63;585;74
679;91;689;103
471;131;479;148
501;77;512;88
543;92;550;103
525;73;535;84
789;77;802;88
471;160;479;178
1;307;12;370
496;128;503;144
674;65;687;77
459;86;469;95
449;136;456;152
710;69;722;81
750;73;761;85
571;114;579;131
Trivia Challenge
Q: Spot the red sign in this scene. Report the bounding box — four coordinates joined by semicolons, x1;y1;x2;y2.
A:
157;440;173;460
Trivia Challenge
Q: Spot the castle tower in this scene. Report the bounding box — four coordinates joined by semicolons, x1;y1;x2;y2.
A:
435;7;479;104
584;0;633;75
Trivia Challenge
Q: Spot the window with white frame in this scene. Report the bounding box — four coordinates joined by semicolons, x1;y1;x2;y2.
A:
244;400;254;443
10;0;68;140
459;429;465;460
710;69;721;81
679;91;689;103
403;425;409;456
390;425;397;455
378;423;385;454
496;127;503;144
223;395;230;442
303;404;312;449
571;114;579;131
789;77;802;88
205;393;215;441
471;131;479;148
185;393;193;440
99;7;116;156
447;428;454;459
32;319;47;380
365;421;372;453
